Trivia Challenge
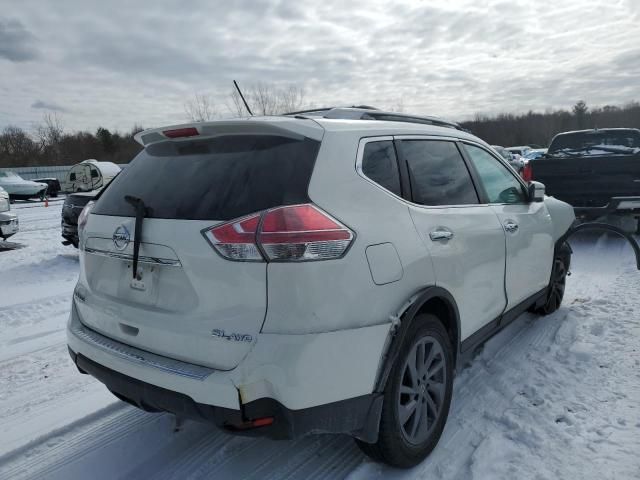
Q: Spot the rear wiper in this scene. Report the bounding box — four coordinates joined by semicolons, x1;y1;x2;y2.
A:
124;195;149;279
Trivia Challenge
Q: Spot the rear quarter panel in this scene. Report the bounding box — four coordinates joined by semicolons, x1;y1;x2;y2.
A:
262;131;435;335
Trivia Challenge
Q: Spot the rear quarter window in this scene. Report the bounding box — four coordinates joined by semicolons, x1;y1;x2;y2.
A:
93;135;320;221
361;140;402;196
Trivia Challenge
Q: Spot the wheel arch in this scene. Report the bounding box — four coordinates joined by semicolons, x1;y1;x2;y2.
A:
374;286;461;393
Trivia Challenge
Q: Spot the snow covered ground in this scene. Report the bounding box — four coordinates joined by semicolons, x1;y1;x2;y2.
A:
0;201;638;480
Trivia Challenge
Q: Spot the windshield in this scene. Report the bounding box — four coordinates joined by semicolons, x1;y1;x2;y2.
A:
0;171;21;179
549;130;640;155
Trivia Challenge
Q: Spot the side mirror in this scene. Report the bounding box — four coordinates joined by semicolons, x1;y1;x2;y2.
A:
528;181;545;202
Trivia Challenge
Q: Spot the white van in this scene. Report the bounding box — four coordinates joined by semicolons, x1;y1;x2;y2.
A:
62;160;121;193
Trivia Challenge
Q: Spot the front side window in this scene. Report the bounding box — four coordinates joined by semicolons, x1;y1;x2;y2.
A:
400;140;479;206
361;140;401;196
464;144;528;204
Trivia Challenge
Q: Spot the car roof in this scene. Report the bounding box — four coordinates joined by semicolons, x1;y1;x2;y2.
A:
554;128;640;136
136;110;485;147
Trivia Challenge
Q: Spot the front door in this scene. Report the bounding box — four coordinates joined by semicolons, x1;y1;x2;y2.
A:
397;138;508;341
462;143;554;309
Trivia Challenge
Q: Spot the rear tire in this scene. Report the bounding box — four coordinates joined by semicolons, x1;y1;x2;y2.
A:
533;244;571;315
356;314;454;468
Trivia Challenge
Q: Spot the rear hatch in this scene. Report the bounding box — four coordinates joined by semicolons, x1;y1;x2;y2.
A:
531;155;640;207
78;123;322;370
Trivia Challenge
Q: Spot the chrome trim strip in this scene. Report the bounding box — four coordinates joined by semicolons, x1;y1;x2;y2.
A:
84;247;181;267
70;317;214;380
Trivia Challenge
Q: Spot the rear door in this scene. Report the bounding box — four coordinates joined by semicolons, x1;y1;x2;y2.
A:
397;138;507;341
462;142;554;308
80;133;320;370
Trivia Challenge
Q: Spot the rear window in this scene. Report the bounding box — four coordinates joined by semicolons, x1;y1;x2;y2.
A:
93;135;320;220
549;130;640;153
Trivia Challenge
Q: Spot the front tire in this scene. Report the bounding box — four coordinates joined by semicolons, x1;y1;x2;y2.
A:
356;314;454;468
533;244;571;315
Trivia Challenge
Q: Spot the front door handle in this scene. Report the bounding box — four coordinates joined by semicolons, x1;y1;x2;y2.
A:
429;229;454;241
504;221;519;233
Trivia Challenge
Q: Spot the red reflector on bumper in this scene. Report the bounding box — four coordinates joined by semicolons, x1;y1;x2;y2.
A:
251;417;274;427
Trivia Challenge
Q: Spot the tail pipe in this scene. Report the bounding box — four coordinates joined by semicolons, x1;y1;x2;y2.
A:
559;222;640;270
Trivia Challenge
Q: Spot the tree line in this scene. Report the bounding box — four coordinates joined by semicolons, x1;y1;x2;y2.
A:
460;100;640;147
2;91;640;169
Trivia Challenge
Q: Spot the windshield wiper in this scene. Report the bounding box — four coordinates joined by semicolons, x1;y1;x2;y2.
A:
124;195;149;279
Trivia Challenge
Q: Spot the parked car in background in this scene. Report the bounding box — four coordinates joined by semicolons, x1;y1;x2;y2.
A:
491;145;525;174
0;186;19;240
0;171;48;201
525;128;640;232
32;177;62;197
62;190;100;247
523;148;547;161
61;160;121;193
506;146;532;158
67;108;575;468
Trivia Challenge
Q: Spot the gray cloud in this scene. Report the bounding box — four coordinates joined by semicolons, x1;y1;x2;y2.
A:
31;100;68;112
0;0;638;132
0;18;38;62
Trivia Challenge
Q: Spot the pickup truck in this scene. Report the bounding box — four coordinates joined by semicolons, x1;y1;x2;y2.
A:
525;128;640;232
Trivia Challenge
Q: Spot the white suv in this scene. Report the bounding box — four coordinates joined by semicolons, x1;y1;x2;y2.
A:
67;108;575;467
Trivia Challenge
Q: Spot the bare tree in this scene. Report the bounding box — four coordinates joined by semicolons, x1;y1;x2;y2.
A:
184;93;217;122
37;112;64;147
227;89;250;117
226;83;306;117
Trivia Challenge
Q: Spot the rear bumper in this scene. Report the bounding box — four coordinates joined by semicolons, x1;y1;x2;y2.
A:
68;349;380;440
66;299;391;440
574;196;640;220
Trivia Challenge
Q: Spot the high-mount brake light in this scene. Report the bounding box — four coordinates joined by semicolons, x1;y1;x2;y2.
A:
163;127;199;138
202;204;354;262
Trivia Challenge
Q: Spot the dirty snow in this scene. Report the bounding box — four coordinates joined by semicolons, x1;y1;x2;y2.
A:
0;201;638;479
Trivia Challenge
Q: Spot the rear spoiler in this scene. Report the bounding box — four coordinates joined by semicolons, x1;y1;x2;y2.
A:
134;118;324;146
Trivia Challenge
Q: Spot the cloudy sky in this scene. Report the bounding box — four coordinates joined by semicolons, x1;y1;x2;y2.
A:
1;0;638;132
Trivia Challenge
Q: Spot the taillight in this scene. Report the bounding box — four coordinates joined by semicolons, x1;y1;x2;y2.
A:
77;201;95;249
522;162;533;181
259;204;353;261
202;204;354;262
202;212;262;261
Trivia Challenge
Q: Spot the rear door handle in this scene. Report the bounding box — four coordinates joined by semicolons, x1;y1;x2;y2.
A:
429;229;454;241
503;221;519;233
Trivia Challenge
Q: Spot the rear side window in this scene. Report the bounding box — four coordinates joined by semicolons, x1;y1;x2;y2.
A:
93;135;320;220
400;140;479;206
361;141;401;196
69;173;76;181
90;168;99;178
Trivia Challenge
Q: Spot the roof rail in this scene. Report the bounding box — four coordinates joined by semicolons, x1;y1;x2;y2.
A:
284;106;463;130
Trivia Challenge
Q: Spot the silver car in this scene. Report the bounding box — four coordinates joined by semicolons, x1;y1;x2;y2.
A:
0;186;18;240
67;108;575;468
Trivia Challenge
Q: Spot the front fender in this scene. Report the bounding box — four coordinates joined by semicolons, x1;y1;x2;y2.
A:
544;196;575;242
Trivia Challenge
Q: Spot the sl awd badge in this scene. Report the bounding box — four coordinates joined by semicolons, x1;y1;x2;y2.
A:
211;329;253;343
112;225;130;251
